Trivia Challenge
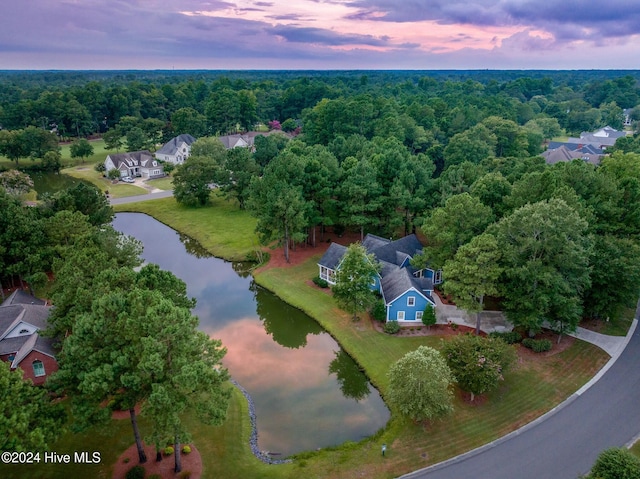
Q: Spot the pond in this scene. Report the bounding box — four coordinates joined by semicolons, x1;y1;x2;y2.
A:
112;213;389;457
30;171;87;197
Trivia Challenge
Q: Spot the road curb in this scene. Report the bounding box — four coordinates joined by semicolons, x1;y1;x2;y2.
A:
398;318;639;478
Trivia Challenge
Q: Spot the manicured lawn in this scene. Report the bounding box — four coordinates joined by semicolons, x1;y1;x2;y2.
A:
18;208;612;479
145;175;174;191
248;256;610;477
62;165;148;198
0;138;116;170
112;193;259;262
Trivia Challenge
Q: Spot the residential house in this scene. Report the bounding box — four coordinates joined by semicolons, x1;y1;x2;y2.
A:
217;131;291;151
0;290;57;385
155;134;197;165
542;144;602;166
318;234;440;324
542;126;628;165
104;151;164;179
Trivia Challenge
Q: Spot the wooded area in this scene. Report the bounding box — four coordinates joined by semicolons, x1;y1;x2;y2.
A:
2;70;640;335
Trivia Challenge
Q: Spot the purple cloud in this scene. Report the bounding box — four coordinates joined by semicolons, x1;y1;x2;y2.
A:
269;25;392;46
346;0;640;43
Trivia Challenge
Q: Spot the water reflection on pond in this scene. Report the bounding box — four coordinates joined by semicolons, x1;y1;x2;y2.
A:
112;213;389;456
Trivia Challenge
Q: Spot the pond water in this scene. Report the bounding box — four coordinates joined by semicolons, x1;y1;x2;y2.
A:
30;171;87;197
112;213;389;457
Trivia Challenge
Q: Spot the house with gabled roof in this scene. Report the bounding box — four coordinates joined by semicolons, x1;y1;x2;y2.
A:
104;151;164;179
155;134;196;165
0;290;57;385
318;234;441;324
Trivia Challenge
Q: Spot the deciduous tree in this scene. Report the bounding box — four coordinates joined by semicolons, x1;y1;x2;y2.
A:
442;334;516;401
69;138;94;164
491;198;592;336
387;346;454;422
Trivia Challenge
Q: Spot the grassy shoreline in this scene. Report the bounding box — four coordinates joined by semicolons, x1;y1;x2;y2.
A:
110;199;610;478
11;198;612;479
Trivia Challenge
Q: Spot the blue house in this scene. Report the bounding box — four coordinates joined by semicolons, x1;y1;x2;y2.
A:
318;234;441;324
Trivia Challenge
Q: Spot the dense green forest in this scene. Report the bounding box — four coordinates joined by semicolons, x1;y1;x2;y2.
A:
2;70;640;336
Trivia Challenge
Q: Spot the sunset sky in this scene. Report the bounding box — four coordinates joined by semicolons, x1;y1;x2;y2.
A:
2;0;640;70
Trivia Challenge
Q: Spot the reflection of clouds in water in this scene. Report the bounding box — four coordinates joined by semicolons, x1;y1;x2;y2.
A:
114;213;389;456
204;319;389;454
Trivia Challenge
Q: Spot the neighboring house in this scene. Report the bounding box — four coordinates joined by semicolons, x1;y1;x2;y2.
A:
0;290;57;385
155;134;197;165
543;126;628;165
318;234;440;324
217;131;291;151
542;145;602;166
104;151;164;179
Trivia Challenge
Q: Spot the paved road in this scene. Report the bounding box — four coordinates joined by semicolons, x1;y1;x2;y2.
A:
109;190;173;205
402;307;640;479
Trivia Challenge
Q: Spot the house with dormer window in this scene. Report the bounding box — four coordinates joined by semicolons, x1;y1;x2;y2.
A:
155;134;197;165
0;290;57;385
318;234;441;324
104;150;164;179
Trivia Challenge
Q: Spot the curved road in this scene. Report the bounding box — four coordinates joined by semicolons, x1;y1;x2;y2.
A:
404;307;640;479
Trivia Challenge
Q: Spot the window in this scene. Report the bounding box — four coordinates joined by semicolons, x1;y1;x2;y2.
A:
32;360;45;377
19;328;30;334
416;311;423;321
407;296;416;307
397;311;405;321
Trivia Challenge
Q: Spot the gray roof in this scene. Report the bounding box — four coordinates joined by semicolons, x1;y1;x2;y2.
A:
367;234;423;266
543;145;602;166
318;242;348;270
381;268;432;304
2;289;46;306
0;293;55;363
362;234;389;251
547;142;603;155
156;134;196;156
106;150;157;168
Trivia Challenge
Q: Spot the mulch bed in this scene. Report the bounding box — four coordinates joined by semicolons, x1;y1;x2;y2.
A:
112;444;202;479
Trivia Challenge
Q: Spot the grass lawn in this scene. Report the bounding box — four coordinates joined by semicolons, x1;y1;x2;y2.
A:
113;193;259;262
16;203;613;479
145;175;174;191
27;255;608;479
62;164;148;198
0;138;116;171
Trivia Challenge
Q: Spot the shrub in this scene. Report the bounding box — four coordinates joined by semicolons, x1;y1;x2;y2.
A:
182;445;191;454
178;471;191;479
371;299;386;322
94;162;106;172
163;446;174;456
107;168;121;180
148;475;162;479
488;331;523;344
384;320;400;334
422;305;437;328
522;338;552;353
125;465;146;479
589;447;640;479
312;276;329;288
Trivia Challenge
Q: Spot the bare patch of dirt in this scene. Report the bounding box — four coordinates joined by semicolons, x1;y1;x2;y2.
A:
112;444;201;479
256;230;363;272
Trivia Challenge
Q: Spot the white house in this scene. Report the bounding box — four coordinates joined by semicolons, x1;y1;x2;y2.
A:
155;134;197;165
104;151;164;178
